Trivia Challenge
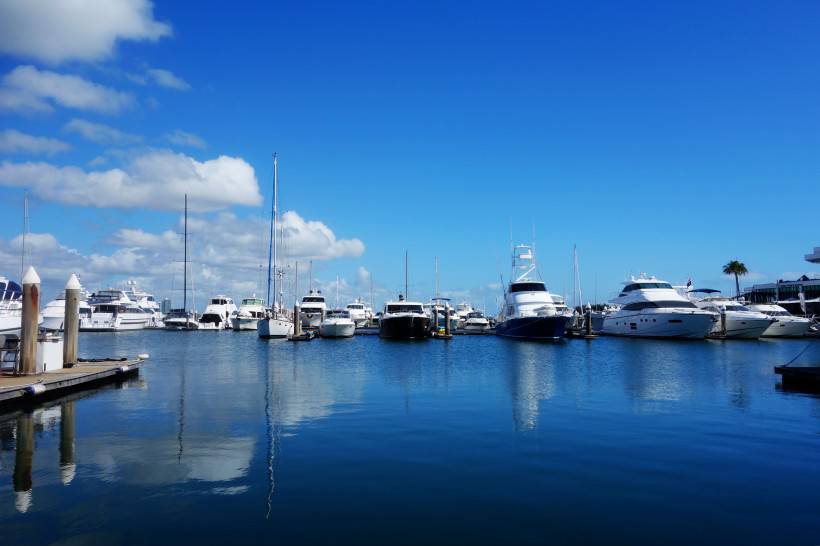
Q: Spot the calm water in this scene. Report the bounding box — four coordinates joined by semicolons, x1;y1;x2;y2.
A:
1;331;819;545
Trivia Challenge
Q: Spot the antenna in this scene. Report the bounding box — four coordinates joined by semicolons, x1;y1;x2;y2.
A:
183;194;188;313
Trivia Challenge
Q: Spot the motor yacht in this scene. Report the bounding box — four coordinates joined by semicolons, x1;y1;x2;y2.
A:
379;296;430;339
495;244;572;340
689;290;774;339
345;299;369;327
319;308;356;338
0;277;25;336
424;299;460;332
82;289;150;331
199;295;237;330
232;296;266;331
747;303;812;337
163;309;200;330
41;290;92;331
300;290;326;329
455;302;474;327
123;281;164;328
594;275;716;338
463;310;491;331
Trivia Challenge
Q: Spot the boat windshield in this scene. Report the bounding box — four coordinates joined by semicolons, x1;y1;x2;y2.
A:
623;300;698;310
303;297;324;303
386;304;424;314
347;304;364;309
510;282;546;293
624;282;673;291
327;310;350;318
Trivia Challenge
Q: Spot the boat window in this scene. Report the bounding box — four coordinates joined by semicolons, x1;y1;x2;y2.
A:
347;304;363;309
303;297;324;303
624;282;673;291
386;304;423;313
510;282;546;293
623;301;698;310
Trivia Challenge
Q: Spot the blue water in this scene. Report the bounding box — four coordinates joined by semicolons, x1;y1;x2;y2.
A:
1;332;819;545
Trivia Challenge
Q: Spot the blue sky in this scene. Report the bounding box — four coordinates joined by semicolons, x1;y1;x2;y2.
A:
0;0;818;309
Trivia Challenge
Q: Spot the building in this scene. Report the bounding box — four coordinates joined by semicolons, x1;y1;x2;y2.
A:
743;276;820;316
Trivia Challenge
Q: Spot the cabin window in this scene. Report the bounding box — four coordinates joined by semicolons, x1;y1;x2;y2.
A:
510;282;546;293
622;301;697;310
386;304;423;313
303;297;324;303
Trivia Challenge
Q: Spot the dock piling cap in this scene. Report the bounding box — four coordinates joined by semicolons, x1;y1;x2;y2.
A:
22;266;40;285
65;273;81;290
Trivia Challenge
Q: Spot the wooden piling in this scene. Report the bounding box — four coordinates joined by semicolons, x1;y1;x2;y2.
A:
293;304;302;337
585;309;592;336
63;274;80;367
444;302;451;336
20;266;40;375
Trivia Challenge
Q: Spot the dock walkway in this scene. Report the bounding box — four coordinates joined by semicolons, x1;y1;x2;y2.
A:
0;359;144;410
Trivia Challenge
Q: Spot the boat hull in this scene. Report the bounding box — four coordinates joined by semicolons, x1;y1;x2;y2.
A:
598;311;715;339
81;316;148;332
319;321;356;338
762;319;812;338
379;315;430;340
163;319;199;330
232;317;259;331
495;315;568;340
711;316;774;339
259;317;294;338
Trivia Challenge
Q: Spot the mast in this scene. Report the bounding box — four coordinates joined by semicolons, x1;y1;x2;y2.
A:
405;250;408;300
20;191;29;281
266;154;277;309
183;194;188;312
435;256;439;299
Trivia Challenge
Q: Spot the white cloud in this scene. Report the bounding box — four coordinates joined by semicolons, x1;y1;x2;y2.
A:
0;150;263;211
146;68;190;91
281;211;366;260
0;66;134;114
165;130;206;149
0;0;171;64
0;129;71;155
356;266;371;287
64;118;142;145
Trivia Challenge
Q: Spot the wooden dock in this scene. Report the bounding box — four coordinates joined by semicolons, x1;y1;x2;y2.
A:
774;365;820;389
0;358;144;410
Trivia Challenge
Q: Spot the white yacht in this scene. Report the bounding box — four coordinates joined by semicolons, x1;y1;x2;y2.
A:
345;299;369;327
300;290;326;329
232;296;266;330
123;281;164;328
82;289;150;331
258;153;295;339
747;304;812;337
689;290;774;339
319;308;356;338
380;295;430;339
163;309;200;330
41;290;92;331
199;295;237;330
455;302;474;327
594;275;716;338
424;299;460;332
0;277;25;336
495;244;573;340
463;310;491;331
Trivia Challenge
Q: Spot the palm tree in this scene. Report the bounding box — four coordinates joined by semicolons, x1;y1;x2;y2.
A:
722;260;749;298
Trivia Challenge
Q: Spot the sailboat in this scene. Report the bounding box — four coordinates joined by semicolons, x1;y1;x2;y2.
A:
259;154;295;339
164;194;200;330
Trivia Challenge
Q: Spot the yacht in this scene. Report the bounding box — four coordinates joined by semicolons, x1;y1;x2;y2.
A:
82;289;150;331
463;310;491;331
300;290;326;329
319;308;356;338
163;309;200;330
689;290;774;339
379;296;430;339
123;281;164;328
345;299;369;327
455;302;474;327
199;295;237;330
41;289;92;331
0;277;24;336
747;303;812;337
495;244;572;340
424;299;460;332
258;154;295;339
232;296;267;330
594;275;716;338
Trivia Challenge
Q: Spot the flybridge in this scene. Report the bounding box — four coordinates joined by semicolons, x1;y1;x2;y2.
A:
512;244;538;283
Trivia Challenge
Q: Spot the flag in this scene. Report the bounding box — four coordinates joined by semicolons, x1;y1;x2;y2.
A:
686;277;692;289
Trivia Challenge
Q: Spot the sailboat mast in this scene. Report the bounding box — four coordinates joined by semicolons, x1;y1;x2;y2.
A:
435;256;439;299
266;154;276;309
20;192;28;281
183;194;188;312
405;250;408;299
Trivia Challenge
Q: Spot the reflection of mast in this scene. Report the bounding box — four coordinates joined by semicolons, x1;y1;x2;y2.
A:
13;412;34;513
177;357;186;462
264;355;276;519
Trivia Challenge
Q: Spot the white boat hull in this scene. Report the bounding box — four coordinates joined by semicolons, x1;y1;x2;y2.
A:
164;318;200;330
232;317;259;331
762;319;812;338
81;315;148;332
711;315;774;339
259;317;294;338
599;311;715;339
463;320;490;331
319;321;356;338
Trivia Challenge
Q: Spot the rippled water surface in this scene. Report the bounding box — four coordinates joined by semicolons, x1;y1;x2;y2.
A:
1;332;819;545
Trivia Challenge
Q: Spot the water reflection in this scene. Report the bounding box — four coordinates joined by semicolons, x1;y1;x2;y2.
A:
505;341;555;431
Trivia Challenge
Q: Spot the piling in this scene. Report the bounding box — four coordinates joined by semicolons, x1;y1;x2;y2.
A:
293;304;302;337
20;266;40;375
14;412;34;513
63;274;80;367
720;311;727;336
444;303;451;336
60;401;76;485
585;308;592;336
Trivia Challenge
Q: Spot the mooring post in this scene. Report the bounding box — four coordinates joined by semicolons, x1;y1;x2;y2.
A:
14;412;34;513
720;311;727;336
63;274;80;367
293;304;302;337
20;266;40;375
444;302;451;336
585;307;592;336
60;401;76;485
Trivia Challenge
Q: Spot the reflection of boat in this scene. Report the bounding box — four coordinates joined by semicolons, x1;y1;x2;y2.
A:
495;244;571;340
748;304;812;337
689;289;774;339
232;296;266;331
319;309;356;338
199;295;237;330
594;275;715;338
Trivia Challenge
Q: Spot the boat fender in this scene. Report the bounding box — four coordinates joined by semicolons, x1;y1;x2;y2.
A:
25;383;46;395
137;353;149;360
118;365;130;373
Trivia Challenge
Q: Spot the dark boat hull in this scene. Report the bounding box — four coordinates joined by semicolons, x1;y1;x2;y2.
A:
379;315;430;339
495;316;568;340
